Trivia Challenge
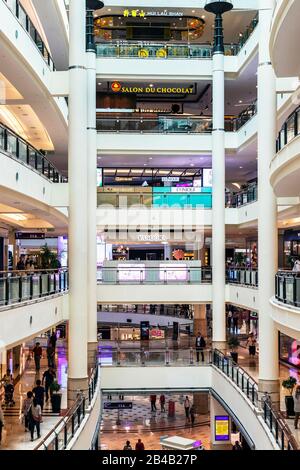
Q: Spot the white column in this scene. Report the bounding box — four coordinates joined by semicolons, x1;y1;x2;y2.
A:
68;0;88;403
86;45;98;369
257;0;279;402
212;52;226;347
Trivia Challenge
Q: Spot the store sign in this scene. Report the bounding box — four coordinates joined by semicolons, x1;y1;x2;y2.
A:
111;81;194;95
103;402;133;410
215;416;230;441
162;177;180;182
171;187;199;193
15;232;45;239
123;9;183;18
137;234;168;242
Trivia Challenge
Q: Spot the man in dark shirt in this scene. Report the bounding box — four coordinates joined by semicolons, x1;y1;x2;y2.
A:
195;332;206;362
32;342;42;371
32;379;45;411
42;368;56;402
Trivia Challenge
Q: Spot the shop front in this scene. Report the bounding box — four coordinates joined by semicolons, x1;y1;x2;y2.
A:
279;333;300;369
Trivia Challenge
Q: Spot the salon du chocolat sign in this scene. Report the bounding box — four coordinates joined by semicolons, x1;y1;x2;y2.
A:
111;81;194;95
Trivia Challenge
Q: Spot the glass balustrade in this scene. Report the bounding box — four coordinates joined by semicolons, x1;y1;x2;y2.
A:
275;271;300;307
226;269;258;287
276;106;300;152
3;0;55;71
225;184;257;208
0;269;68;306
0;123;67;182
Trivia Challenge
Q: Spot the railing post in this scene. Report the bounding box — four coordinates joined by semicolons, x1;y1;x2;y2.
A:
71;414;75;436
55;434;59;451
190;347;194;365
30;274;33;300
64;425;68;449
18;275;22;302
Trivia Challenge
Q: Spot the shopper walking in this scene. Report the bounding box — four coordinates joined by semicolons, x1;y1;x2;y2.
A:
184;396;190;422
28;398;42;441
32;342;42;372
150;395;157;412
293;385;300;429
135;438;145;451
0;403;4;444
46;344;55;369
22;391;33;431
195;332;206;362
227;309;233;331
123;440;132;450
246;333;256;356
232;441;243;450
49;332;57;350
32;380;45;411
160;394;166;413
42;367;56;402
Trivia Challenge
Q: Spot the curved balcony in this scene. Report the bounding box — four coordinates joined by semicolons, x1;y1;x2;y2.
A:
271;106;300;196
3;0;55;71
0;122;67;183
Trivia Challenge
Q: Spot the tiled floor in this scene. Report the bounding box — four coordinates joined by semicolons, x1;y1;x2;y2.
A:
0;340;68;450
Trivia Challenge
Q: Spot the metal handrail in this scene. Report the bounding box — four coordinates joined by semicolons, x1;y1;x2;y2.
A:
0;122;67;183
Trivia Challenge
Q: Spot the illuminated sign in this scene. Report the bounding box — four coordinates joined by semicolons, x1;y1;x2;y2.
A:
111;82;194;95
215;416;230;441
171;187;199;193
118;263;145;281
162;177;180;182
123;9;184;18
137;234;168;242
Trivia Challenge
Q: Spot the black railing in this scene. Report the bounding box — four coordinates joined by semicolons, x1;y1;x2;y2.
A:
225;184;257;208
275;271;300;307
226;268;258;287
3;0;55;71
213;349;299;451
276;106;300;152
35;362;100;451
0;269;68;306
0;122;67;182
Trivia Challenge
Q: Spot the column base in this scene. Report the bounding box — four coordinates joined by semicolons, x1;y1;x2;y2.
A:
212;341;227;352
68;377;89;408
193;392;209;415
258;379;280;410
88;342;98;373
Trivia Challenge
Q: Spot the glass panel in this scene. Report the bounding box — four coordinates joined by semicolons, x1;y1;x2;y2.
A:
18;5;28;30
21;276;31;301
0;277;6;306
41;274;49;295
6;132;17;157
28;149;36;169
8;277;20;304
0;126;5;150
286;116;295;143
18;140;27;163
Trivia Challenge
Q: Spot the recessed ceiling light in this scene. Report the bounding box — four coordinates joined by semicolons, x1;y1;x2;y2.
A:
148;157;153;160
98;82;102;85
239;166;243;169
149;84;154;87
190;163;195;167
201;15;205;19
239;100;243;104
192;10;195;13
108;8;111;11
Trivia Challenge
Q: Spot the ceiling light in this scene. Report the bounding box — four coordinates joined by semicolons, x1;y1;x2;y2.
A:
149;84;154;87
239;166;243;169
190;163;195;167
108;8;111;11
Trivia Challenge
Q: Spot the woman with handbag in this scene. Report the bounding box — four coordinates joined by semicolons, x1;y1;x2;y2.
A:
28;398;42;441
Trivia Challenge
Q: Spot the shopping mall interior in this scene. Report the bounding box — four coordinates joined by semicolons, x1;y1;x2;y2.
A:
1;0;300;457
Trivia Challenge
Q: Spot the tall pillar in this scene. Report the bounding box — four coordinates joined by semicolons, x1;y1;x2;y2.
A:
257;0;279;406
193;304;207;337
68;0;88;405
205;2;233;349
86;8;98;373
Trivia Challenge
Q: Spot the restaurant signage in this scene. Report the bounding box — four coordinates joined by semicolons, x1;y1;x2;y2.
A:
111;81;194;95
123;9;184;18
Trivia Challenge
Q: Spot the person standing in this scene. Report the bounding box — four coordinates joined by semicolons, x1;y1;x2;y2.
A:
28;398;42;441
184;396;190;422
195;332;206;362
42;367;56;402
49;332;57;351
232;441;243;450
32;380;45;411
0;403;4;444
46;344;55;369
123;440;132;450
160;394;166;413
293;385;300;429
135;438;145;451
227;309;233;331
232;311;239;335
22;391;33;431
246;333;256;356
150;395;157;412
32;342;42;372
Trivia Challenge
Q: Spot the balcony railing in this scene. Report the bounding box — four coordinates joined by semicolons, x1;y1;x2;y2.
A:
226;269;258;287
276;105;300;152
275;271;300;307
0;123;67;183
96;106;257;134
225;184;257;208
35;362;99;450
0;269;68;306
212;349;298;451
3;0;55;71
98;266;212;285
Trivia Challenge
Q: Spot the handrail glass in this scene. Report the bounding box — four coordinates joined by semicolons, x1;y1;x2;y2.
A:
0;269;68;306
35;362;100;450
96;104;257;134
212;349;298;451
3;0;55;71
275;271;300;307
97;266;212;285
225;184;257;208
276;105;300;152
0;122;67;182
95;15;258;60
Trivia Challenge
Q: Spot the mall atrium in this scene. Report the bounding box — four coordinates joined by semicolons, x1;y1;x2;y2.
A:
0;0;300;454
